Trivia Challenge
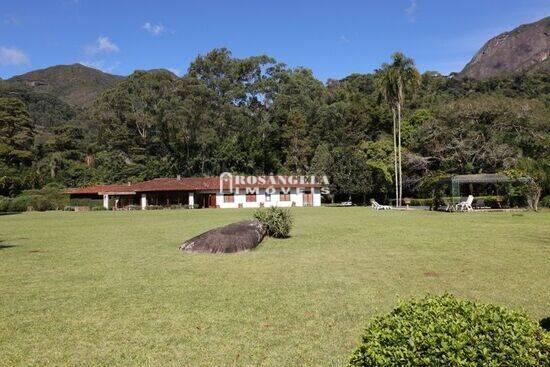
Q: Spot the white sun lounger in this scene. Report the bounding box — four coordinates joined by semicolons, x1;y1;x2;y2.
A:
371;199;392;210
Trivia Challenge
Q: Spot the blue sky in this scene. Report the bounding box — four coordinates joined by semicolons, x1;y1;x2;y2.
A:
1;0;548;81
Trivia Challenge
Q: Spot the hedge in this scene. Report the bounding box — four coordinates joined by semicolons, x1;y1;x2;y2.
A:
0;186;69;212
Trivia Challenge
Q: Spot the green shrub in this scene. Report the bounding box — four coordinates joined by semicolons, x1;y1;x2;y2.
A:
0;196;11;212
253;206;293;238
8;195;32;212
69;198;103;208
408;198;433;206
348;294;550;367
30;195;57;211
541;195;550;208
1;186;69;212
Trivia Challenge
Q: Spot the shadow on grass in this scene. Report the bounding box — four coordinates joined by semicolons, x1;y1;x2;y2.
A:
0;236;20;250
0;212;21;216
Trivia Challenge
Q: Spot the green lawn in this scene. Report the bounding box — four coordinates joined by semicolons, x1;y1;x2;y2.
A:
1;208;549;366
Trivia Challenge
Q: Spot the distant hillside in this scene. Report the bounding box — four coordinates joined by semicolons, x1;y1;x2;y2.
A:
459;17;550;79
7;64;124;107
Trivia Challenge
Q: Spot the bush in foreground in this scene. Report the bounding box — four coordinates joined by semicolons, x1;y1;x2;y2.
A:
253;206;293;238
348;294;549;367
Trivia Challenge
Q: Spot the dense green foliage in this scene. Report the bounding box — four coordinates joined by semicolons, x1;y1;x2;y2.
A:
1;48;548;203
348;294;550;367
0;185;68;212
253;206;293;238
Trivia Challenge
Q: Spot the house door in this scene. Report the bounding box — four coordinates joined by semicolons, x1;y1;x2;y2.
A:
303;191;313;206
207;194;217;208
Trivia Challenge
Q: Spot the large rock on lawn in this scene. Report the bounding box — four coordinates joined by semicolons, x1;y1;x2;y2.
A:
179;220;266;253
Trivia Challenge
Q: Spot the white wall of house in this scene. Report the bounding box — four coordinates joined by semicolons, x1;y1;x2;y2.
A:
214;188;320;209
140;194;147;210
188;192;194;207
312;187;321;206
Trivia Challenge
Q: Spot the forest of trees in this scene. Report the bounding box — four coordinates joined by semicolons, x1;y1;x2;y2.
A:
1;48;549;204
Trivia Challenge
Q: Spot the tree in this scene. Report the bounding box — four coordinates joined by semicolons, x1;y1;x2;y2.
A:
0;98;34;166
375;53;420;206
309;143;335;201
282;111;311;173
361;140;394;200
508;158;550;211
331;147;372;203
0;98;35;196
375;65;399;206
415;96;546;176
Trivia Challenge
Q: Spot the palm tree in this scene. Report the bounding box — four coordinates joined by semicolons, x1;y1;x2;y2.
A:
375;65;399;206
391;53;420;207
375;53;420;206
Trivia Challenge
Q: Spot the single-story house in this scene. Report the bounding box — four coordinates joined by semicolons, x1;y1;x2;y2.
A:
66;175;323;209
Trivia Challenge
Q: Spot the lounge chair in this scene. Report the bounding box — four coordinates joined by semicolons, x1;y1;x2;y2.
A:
371;199;391;210
455;195;474;212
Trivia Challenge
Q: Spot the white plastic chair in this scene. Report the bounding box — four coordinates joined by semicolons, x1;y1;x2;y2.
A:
456;195;474;212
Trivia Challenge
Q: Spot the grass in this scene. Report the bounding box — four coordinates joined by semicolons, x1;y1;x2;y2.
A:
1;208;549;366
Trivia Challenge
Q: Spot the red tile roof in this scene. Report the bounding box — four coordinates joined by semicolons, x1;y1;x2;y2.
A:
132;177;221;192
66;176;322;195
65;184;135;195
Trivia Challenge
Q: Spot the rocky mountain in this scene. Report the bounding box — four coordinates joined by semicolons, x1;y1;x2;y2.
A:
6;64;124;107
459;17;550;79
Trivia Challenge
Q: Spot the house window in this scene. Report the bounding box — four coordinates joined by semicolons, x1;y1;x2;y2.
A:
280;191;291;201
246;194;256;202
265;193;271;202
224;194;234;203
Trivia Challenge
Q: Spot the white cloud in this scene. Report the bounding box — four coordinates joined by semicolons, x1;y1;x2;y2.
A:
339;35;350;43
143;22;165;36
0;46;30;65
3;14;21;26
405;0;418;22
85;36;119;55
168;68;181;76
79;60;120;73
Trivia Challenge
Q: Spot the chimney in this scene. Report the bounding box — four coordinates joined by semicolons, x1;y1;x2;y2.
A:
177;175;181;181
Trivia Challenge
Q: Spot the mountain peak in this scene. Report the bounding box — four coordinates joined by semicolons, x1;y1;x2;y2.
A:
7;64;124;106
459;16;550;79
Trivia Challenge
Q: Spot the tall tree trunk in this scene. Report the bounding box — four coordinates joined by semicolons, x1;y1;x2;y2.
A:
392;108;399;207
397;102;403;207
